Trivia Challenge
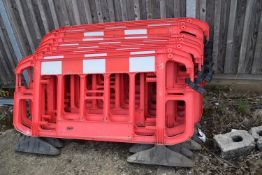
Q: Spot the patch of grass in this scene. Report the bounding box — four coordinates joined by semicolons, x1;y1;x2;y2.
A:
206;85;231;93
237;99;250;114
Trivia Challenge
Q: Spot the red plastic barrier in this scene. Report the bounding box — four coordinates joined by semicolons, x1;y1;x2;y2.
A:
14;18;209;145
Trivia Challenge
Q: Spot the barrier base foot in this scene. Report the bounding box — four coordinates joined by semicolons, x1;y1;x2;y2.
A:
127;145;194;167
15;135;60;156
42;137;64;148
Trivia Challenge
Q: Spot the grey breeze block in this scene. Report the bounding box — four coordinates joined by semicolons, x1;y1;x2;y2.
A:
249;125;262;150
214;130;255;159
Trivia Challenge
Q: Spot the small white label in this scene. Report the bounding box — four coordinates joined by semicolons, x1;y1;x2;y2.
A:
84;31;104;36
41;61;62;75
130;51;155;55
124;29;147;35
83;59;106;74
129;56;155;72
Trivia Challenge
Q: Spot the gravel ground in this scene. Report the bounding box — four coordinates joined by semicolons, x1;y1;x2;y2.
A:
0;86;262;175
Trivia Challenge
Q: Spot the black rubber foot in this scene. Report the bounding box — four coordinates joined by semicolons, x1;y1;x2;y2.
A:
42;137;64;148
168;140;202;158
127;145;194;167
15;135;60;156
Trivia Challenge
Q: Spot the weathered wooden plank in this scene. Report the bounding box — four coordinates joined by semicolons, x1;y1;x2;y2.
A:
95;0;104;23
1;1;31;82
82;0;93;24
15;0;35;52
47;0;59;28
212;0;222;72
205;0;215;41
54;0;70;26
0;23;17;71
166;0;174;18
65;0;76;25
89;0;99;23
180;0;186;17
133;0;140;20
159;0;166;18
186;0;196;18
146;0;153;19
216;0;231;73
26;0;41;41
151;0;159;19
240;0;262;73
36;0;50;33
0;43;13;79
107;0;116;21
101;0;111;22
174;0;181;17
199;0;206;21
0;61;8;84
227;0;247;74
238;0;256;73
112;0;121;21
224;0;238;73
0;60;8;84
120;0;128;21
252;7;262;74
71;0;81;25
0;0;24;59
140;0;147;19
126;0;135;20
2;0;29;82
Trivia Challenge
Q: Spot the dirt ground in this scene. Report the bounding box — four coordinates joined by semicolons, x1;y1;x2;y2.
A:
0;86;262;175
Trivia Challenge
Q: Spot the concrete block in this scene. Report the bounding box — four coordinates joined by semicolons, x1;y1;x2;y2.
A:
249;125;262;140
249;126;262;150
214;130;255;159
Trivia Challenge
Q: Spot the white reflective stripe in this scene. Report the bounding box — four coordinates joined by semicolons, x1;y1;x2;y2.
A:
129;56;155;72
41;61;62;75
99;41;121;44
130;50;155;55
84;53;107;57
124;29;147;35
83;59;106;74
43;55;64;59
82;38;104;41
84;31;104;36
60;43;79;46
78;46;99;49
125;36;148;39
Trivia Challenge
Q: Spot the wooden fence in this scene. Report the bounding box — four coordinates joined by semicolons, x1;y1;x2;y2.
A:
0;0;262;86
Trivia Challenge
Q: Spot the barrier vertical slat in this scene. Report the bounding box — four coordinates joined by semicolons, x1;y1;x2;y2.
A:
115;74;120;108
57;75;63;121
104;74;110;121
156;55;165;144
80;75;85;120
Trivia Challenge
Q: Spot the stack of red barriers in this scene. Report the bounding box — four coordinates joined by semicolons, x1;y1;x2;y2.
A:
14;18;213;167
